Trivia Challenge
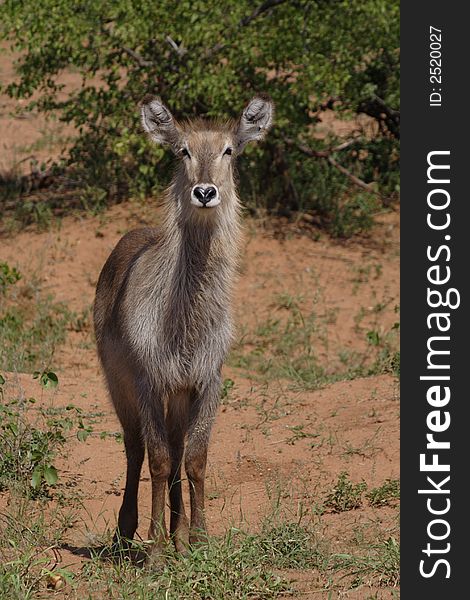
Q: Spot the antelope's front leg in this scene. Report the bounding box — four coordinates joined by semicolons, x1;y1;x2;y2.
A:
142;395;171;557
184;376;220;544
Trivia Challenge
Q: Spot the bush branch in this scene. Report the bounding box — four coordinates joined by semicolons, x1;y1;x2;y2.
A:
204;0;289;59
284;137;380;195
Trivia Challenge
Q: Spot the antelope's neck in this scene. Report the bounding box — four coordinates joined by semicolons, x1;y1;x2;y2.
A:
123;201;242;389
161;203;242;305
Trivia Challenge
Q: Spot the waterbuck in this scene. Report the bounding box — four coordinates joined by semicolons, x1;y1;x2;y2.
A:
93;95;273;557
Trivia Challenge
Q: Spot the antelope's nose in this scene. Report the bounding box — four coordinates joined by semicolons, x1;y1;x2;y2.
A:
193;186;217;204
191;184;220;207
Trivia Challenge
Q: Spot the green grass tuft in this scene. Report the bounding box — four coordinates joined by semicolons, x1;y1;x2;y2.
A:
332;536;400;588
324;472;368;513
0;263;75;371
366;479;400;508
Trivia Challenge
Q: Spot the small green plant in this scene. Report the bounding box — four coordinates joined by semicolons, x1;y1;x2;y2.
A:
33;370;59;389
332;536;400;588
366;321;400;377
0;262;21;295
366;329;381;346
0;373;92;496
324;472;368;513
221;377;235;401
69;304;92;332
285;424;320;446
0;398;63;495
337;306;400;381
366;479;400;508
0;497;77;599
328;192;381;239
248;521;320;569
13;198;54;230
0;271;74;371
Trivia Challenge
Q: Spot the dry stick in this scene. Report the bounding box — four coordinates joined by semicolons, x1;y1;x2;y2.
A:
99;24;155;68
373;94;400;120
240;0;289;26
120;46;154;68
284;137;382;197
327;155;377;194
165;35;187;58
117;40;183;73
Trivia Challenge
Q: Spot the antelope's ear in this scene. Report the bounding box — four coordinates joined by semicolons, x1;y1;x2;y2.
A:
141;96;181;148
234;95;274;151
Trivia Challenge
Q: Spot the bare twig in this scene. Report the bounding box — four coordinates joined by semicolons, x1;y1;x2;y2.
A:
109;37;182;73
99;24;157;69
120;46;155;69
326;155;376;194
284;137;380;196
289;138;359;158
374;95;400;119
165;35;187;58
284;137;358;158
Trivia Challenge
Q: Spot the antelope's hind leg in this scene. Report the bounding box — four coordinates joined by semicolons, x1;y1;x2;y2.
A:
116;424;145;546
166;390;190;553
105;375;145;548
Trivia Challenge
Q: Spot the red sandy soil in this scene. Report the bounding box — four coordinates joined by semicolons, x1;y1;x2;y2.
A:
0;205;399;598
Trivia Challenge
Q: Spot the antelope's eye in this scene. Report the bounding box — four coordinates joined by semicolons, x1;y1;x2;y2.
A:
181;148;190;158
223;147;233;156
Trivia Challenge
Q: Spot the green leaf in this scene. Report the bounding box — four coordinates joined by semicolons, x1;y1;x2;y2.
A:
77;429;89;442
7;422;18;436
40;371;59;388
366;330;380;346
31;467;43;489
221;378;235;399
44;466;58;485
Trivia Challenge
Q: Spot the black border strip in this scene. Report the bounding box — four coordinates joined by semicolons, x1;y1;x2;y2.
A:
401;3;468;596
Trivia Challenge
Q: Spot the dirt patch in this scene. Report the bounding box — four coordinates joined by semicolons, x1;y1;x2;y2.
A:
0;203;399;598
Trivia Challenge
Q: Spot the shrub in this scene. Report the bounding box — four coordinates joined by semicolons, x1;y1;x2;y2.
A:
0;0;399;235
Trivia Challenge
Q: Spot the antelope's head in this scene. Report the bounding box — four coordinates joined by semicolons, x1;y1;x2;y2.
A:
141;95;274;214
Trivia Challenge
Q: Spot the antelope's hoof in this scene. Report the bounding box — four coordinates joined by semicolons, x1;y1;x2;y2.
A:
172;523;190;554
145;542;168;570
189;528;209;547
112;530;134;549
